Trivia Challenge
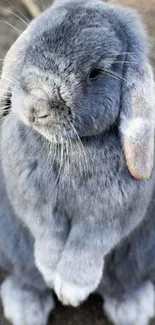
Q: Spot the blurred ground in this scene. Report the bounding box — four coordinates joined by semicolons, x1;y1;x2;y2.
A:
0;0;155;324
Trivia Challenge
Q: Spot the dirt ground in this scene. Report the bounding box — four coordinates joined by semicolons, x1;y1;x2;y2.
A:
0;0;155;324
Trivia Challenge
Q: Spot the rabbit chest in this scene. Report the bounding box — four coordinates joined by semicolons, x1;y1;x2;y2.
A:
1;114;148;225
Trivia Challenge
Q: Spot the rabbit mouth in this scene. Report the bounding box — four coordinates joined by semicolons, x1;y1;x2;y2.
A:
12;103;76;143
33;116;78;144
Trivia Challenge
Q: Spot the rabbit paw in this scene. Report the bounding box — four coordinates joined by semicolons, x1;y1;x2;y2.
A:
54;274;97;307
0;276;55;325
104;281;155;325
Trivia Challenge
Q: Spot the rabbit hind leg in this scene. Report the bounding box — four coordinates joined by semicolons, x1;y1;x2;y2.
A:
0;239;55;325
0;275;55;325
103;281;155;325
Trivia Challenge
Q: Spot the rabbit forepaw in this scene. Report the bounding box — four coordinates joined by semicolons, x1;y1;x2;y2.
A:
54;273;98;307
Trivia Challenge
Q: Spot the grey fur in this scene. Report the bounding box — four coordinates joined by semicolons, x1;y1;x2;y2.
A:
0;0;155;323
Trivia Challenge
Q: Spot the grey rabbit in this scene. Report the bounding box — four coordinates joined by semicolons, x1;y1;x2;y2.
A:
0;0;155;324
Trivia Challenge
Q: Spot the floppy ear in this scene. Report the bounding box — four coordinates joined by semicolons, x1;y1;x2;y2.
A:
0;27;31;116
120;62;155;180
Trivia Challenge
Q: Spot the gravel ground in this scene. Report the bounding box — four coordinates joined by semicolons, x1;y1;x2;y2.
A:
0;1;155;324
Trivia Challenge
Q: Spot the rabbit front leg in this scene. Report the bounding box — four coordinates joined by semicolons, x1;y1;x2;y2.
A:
54;216;119;307
32;210;69;288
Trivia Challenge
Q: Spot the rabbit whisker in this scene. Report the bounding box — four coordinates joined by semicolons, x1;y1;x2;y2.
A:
101;70;122;81
57;137;64;182
68;133;73;164
0;115;9;123
6;0;31;23
106;52;133;58
103;69;128;84
0;89;12;93
67;118;88;176
48;137;64;198
46;141;52;165
105;60;138;65
0;20;23;35
45;133;57;168
46;133;59;178
65;138;70;173
0;75;19;86
62;135;71;179
0;102;11;107
0;7;29;26
0;96;12;100
0;106;11;110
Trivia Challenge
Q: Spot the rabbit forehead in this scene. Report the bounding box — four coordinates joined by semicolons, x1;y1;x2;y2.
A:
22;6;125;74
24;28;121;73
22;0;147;73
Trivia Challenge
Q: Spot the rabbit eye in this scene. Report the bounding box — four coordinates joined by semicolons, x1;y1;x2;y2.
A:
89;69;102;80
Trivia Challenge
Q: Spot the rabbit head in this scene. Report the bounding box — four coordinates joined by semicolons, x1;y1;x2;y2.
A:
0;0;155;180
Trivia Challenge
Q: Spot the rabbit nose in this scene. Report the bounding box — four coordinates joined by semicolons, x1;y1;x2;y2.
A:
29;107;49;123
24;93;49;123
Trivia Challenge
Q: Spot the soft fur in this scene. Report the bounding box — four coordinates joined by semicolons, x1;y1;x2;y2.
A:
0;0;155;324
103;281;155;325
0;276;54;325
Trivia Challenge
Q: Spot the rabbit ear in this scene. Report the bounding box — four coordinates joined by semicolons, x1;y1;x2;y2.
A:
0;27;31;116
120;62;155;180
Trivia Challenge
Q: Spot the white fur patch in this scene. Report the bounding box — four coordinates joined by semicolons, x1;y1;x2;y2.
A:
104;281;155;325
0;276;55;325
54;274;96;307
121;117;152;139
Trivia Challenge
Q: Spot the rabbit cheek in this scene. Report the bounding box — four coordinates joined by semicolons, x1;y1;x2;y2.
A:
11;92;31;127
